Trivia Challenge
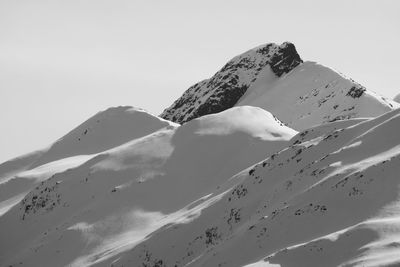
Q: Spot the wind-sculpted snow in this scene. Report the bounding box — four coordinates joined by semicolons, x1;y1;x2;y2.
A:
1;41;400;267
32;106;176;168
0;107;175;219
2;106;400;267
0;106;296;267
160;42;302;124
111;108;400;267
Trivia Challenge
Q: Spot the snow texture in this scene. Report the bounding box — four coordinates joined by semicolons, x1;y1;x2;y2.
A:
1;42;400;267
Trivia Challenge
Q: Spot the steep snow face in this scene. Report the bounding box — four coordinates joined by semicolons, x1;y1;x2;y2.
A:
160;42;302;123
238;61;398;130
0;107;175;222
192;106;297;141
0;106;296;267
111;108;400;267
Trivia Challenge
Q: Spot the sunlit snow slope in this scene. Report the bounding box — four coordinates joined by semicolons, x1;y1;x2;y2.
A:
112;108;400;267
237;61;398;130
0;106;174;216
161;43;398;130
0;106;295;267
1;41;400;267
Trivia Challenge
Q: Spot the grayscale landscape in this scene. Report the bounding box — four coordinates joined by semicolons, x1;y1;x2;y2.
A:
1;1;399;267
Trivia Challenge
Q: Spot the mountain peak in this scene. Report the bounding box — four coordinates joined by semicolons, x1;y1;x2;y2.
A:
160;42;303;124
2;39;400;267
161;43;397;129
255;41;302;77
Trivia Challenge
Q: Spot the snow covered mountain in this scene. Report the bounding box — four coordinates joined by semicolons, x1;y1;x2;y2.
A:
0;106;295;267
161;42;302;124
0;106;172;181
1;41;400;267
161;42;398;130
0;107;174;216
114;108;400;267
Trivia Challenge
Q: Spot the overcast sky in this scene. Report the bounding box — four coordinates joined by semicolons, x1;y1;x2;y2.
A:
0;0;399;163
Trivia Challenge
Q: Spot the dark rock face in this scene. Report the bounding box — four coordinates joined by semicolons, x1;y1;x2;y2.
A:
185;83;249;123
346;85;366;98
269;42;303;77
161;42;302;124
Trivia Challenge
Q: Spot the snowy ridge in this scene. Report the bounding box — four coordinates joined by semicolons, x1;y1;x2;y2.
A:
0;106;295;267
238;61;398;130
112;108;400;267
31;106;176;168
161;44;397;130
2;105;400;266
0;106;174;218
160;42;302;123
1;41;400;267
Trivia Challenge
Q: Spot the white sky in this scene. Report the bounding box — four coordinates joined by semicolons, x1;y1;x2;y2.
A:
0;0;399;163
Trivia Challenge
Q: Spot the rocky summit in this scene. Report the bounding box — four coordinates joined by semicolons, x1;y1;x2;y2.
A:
160;42;302;124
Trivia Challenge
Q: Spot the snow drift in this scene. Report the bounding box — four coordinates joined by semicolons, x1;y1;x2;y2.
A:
112;108;400;267
1;41;400;267
0;106;295;267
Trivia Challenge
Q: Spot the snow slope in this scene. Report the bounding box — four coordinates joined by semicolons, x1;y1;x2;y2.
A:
1;41;400;267
237;61;398;130
0;150;44;185
3;104;400;267
161;42;302;124
161;43;398;130
31;106;175;168
110;108;400;267
0;107;174;219
0;106;296;267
